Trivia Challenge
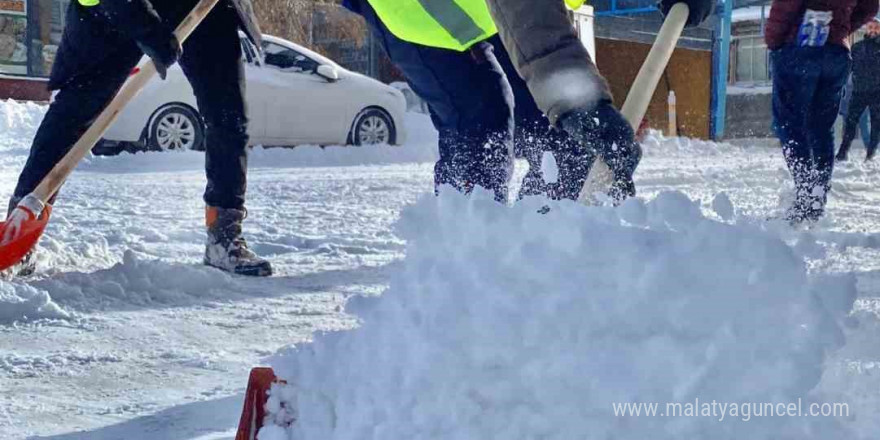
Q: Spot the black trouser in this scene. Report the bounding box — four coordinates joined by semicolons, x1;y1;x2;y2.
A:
771;45;850;215
352;0;587;201
361;6;513;201
13;2;249;210
839;90;880;157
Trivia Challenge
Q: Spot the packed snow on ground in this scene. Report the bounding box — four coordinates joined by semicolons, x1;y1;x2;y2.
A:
727;84;773;96
2;99;880;439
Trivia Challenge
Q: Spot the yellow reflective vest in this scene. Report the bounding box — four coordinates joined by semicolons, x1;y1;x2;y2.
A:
367;0;588;52
366;0;498;52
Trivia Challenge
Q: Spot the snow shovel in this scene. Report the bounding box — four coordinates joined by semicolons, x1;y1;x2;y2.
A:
0;0;221;272
577;2;691;204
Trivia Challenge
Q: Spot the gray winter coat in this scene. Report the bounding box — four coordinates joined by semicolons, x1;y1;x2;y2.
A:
484;0;612;125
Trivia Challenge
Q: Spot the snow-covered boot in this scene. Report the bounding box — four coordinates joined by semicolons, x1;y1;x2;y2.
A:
204;207;273;277
783;182;828;225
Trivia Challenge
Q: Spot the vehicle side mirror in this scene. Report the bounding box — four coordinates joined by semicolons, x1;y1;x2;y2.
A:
316;64;339;82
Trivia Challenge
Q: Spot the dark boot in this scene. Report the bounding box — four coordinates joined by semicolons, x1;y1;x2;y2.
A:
783;196;813;225
518;172;546;198
835;146;848;162
204;207;273;277
518;151;547;199
785;181;829;225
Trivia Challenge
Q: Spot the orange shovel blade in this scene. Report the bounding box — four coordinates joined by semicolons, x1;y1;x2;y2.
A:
0;206;51;272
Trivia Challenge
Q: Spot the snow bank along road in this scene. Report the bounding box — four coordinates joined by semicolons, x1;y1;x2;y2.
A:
1;99;880;439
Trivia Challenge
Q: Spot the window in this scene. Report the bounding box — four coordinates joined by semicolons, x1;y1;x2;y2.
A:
0;0;70;77
261;41;318;73
36;0;69;76
0;1;29;75
733;36;769;84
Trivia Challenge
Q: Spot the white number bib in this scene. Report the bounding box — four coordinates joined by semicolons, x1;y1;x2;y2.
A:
798;10;833;47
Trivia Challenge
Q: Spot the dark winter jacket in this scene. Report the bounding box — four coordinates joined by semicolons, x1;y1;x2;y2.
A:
48;0;261;90
341;0;360;13
764;0;879;50
851;36;880;93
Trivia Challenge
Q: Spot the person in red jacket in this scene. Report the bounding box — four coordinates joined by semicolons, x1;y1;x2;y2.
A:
765;0;879;224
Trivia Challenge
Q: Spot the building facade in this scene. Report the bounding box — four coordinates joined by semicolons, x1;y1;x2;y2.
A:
589;0;715;139
0;0;68;101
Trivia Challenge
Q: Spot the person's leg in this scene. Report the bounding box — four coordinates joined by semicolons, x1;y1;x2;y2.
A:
510;113;547;199
771;46;820;219
804;46;850;219
859;108;871;148
5;22;140;276
485;0;639;203
867;96;880;158
12;47;141;205
486;33;589;201
487;35;544;198
469;42;515;200
175;3;248;210
487;34;546;198
838;93;870;161
174;2;271;276
356;0;512;200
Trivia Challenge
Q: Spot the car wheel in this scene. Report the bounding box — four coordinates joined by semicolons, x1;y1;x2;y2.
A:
352;108;395;146
148;105;205;151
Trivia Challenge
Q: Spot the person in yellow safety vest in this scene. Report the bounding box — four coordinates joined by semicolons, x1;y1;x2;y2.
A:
6;0;273;277
344;0;714;202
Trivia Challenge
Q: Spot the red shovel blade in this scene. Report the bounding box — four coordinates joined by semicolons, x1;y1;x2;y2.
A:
0;206;51;272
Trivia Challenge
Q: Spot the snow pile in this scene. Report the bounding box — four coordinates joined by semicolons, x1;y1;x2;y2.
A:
0;281;68;324
259;383;299;440
267;190;856;440
32;250;240;310
0;99;46;171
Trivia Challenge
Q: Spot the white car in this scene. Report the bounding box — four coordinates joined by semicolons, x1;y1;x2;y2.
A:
98;34;407;153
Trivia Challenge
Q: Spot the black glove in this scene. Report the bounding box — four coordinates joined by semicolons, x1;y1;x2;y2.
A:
658;0;714;28
558;101;642;203
136;26;181;80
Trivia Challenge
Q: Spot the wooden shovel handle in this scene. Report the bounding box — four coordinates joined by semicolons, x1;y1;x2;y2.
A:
620;2;690;128
31;0;222;204
577;2;690;204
